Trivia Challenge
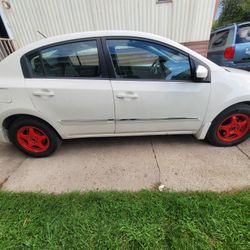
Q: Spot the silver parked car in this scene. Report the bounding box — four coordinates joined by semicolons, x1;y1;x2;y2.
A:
208;22;250;71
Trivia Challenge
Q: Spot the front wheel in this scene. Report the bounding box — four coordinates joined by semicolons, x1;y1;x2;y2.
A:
9;118;62;157
206;104;250;147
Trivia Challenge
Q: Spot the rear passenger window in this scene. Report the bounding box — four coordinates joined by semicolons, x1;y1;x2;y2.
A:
27;40;101;78
27;53;44;77
236;25;250;44
211;30;229;48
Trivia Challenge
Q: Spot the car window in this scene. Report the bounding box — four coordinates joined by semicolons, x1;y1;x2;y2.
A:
211;30;229;48
27;53;44;77
27;40;101;78
106;39;191;81
209;33;215;49
236;25;250;44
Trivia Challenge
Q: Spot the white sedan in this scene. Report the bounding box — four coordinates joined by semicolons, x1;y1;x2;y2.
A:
0;31;249;157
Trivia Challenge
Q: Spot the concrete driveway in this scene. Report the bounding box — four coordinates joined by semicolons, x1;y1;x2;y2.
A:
0;135;249;193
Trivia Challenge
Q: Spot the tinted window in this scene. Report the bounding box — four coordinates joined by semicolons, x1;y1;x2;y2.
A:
236;25;250;44
27;40;101;78
209;34;215;48
106;39;191;81
211;30;229;48
27;52;44;77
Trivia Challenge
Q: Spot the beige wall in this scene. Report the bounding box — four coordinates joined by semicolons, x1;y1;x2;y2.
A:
1;0;216;49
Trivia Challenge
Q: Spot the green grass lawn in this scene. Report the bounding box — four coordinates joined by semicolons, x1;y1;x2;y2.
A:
0;190;249;250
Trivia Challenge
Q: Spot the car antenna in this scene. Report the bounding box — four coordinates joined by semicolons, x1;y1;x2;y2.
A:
37;30;47;38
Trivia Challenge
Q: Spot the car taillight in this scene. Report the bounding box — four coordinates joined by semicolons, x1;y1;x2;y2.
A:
224;47;235;59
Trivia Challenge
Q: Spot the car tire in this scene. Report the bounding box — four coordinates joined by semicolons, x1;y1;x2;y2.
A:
206;104;250;147
8;117;62;157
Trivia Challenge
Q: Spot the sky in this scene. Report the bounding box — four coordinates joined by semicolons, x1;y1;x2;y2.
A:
214;1;223;20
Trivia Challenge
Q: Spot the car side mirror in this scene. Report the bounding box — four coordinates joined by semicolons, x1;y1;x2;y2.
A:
196;65;208;79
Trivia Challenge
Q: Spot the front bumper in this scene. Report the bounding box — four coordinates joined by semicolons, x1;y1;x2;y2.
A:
0;128;9;143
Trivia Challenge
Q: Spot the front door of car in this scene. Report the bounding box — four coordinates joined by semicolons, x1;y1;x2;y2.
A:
24;39;115;136
103;38;211;134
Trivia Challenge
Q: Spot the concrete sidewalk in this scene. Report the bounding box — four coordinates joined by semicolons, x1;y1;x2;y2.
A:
0;135;249;193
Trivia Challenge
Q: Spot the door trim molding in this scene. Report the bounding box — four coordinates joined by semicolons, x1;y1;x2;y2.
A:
59;119;114;125
59;117;200;125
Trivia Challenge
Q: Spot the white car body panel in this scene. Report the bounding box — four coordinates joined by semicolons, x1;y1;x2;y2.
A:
112;80;210;133
25;78;115;136
0;30;249;142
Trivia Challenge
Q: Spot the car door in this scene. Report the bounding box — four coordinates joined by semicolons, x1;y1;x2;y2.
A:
23;39;115;136
103;38;211;134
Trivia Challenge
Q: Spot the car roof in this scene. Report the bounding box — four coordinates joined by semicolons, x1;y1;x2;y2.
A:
211;22;250;34
17;30;173;54
0;30;222;79
0;30;199;63
237;21;250;27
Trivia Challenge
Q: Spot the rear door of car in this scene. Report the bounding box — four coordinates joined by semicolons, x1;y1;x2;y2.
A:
22;38;115;137
234;23;250;67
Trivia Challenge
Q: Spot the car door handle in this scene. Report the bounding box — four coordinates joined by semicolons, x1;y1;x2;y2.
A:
116;92;138;100
32;89;55;97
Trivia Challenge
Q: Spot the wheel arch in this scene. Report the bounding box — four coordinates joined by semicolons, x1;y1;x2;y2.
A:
195;101;250;140
2;114;63;139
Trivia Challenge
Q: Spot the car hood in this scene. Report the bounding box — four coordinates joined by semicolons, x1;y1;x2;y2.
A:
223;67;250;76
221;66;250;92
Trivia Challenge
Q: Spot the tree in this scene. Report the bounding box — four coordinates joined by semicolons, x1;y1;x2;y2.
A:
214;0;250;29
241;0;250;13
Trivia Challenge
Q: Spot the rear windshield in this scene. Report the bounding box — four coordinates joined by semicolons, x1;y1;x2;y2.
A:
236;25;250;44
208;33;215;48
211;30;229;48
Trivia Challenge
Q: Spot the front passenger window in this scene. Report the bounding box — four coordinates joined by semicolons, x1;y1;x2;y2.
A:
106;39;191;81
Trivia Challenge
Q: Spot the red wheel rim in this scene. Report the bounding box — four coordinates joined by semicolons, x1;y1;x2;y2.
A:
16;126;50;153
216;113;250;143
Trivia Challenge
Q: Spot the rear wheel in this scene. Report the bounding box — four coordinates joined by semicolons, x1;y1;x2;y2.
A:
206;104;250;146
9;118;61;157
